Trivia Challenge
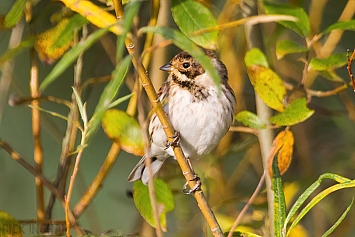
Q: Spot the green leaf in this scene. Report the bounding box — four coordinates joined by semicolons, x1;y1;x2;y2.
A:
276;40;308;59
272;155;286;237
0;210;22;237
3;0;26;29
270;98;314;126
39;25;111;92
245;64;286;112
285;173;353;235
244;48;269;68
321;19;355;35
171;0;218;49
86;55;131;142
321;198;353;237
133;179;175;232
51;14;88;50
235;110;266;129
308;53;347;71
102;109;144;156
139;26;221;88
263;1;310;37
0;38;34;66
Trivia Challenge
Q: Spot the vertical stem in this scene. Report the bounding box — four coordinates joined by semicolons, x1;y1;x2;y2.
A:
30;48;45;222
241;0;274;236
65;25;88;236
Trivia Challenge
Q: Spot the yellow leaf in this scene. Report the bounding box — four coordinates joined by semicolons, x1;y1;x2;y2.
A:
247;65;286;112
268;130;294;176
0;210;22;237
61;0;121;35
34;18;71;64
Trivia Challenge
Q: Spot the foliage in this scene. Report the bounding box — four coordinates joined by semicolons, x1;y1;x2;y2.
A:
1;0;355;236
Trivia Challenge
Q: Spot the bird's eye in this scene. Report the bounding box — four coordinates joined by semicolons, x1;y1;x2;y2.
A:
182;62;190;68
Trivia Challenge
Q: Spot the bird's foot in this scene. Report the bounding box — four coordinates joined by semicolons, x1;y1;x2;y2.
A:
165;131;180;149
182;175;201;195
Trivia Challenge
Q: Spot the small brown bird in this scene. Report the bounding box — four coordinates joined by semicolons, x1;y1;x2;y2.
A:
128;50;236;187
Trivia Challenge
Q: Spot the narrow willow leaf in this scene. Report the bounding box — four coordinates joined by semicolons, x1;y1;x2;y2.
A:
318;69;344;82
268;130;294;177
285;173;353;235
0;38;34;66
139;26;221;88
133;179;175;232
102;109;144;156
284;173;351;232
85;55;131;141
72;87;87;125
109;93;134;108
171;0;218;49
270;98;314;126
0;210;22;237
263;1;310;37
321;19;355;35
39;25;111;92
272;156;286;237
35;18;73;64
288;179;355;235
224;231;262;237
244;48;269;68
276;40;308;59
321;199;353;237
246;65;286;112
3;0;26;29
308;53;347;71
28;105;78;129
51;14;88;50
235;110;266;129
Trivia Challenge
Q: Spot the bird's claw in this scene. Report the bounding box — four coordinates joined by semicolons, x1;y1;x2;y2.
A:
165;131;180;149
182;175;201;195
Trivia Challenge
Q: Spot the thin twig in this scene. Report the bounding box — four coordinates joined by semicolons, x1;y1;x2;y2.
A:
283;81;351;97
347;49;355;91
8;94;71;107
73;143;121;217
228;172;266;237
229;126;258;135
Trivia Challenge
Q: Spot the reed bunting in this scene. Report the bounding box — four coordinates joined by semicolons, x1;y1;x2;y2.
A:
128;50;236;189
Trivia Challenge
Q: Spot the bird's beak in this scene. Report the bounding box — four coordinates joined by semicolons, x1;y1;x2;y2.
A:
159;63;173;72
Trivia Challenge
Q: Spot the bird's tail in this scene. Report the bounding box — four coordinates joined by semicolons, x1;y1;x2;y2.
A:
127;156;164;185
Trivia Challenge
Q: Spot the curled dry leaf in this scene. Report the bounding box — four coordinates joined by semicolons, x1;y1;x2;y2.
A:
268;130;294;177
